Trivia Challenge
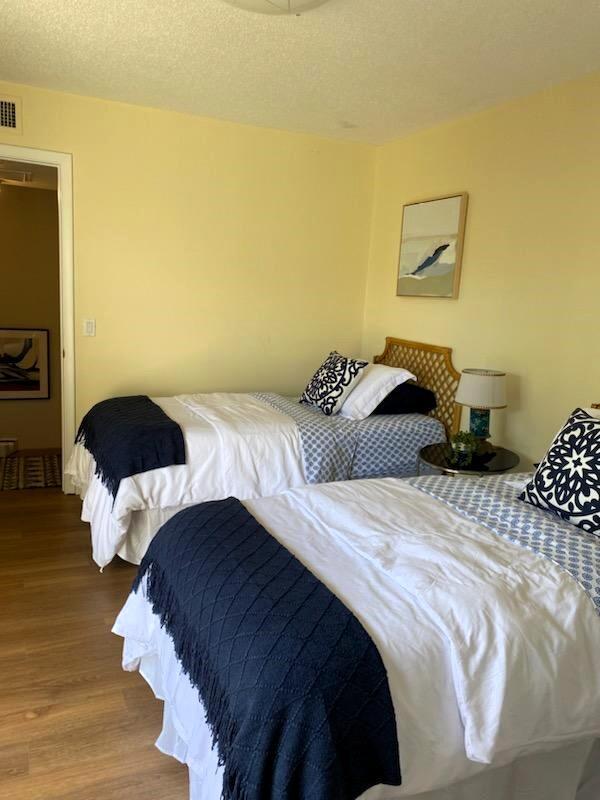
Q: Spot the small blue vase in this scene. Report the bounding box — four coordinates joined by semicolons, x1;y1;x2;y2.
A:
469;408;490;439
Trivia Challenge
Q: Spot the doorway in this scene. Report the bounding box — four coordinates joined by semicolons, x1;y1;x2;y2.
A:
0;145;74;493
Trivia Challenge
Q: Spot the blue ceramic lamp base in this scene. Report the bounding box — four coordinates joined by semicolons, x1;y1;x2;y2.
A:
469;408;490;439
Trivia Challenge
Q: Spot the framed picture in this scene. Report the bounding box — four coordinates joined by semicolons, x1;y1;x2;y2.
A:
397;193;468;298
0;328;50;400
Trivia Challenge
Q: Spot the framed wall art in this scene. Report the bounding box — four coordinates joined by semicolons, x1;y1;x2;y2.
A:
397;192;468;298
0;328;49;400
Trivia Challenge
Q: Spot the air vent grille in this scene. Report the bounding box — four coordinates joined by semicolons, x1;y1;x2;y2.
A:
0;97;22;133
0;100;17;129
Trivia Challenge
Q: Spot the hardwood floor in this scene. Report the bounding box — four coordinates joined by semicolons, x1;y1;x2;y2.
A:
0;489;188;799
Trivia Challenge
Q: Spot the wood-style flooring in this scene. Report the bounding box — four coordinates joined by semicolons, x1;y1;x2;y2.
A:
0;488;188;799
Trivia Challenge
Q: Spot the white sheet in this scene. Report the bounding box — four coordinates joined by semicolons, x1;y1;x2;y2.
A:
113;476;600;797
66;393;305;567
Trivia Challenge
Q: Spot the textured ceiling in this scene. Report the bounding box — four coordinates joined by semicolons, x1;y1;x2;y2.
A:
1;0;600;143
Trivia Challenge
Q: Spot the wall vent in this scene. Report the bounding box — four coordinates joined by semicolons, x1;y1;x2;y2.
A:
0;96;22;134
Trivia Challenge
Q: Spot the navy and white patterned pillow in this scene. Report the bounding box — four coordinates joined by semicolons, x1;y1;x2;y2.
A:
300;351;368;416
520;408;600;536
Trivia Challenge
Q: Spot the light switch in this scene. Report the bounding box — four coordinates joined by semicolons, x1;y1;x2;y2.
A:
83;319;96;337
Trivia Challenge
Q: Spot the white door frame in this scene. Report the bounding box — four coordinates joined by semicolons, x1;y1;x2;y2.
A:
0;143;75;493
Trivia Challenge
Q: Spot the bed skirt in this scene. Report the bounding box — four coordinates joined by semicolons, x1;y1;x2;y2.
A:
114;590;600;800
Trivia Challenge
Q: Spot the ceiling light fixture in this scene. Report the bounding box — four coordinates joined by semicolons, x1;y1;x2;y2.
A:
219;0;332;15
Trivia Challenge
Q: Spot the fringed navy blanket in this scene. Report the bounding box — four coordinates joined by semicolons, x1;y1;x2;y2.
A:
134;498;401;800
75;395;185;498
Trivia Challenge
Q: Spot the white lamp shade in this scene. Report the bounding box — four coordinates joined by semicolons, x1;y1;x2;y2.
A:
219;0;332;14
455;369;507;409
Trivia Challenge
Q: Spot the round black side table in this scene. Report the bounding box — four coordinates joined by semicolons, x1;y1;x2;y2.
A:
419;442;520;476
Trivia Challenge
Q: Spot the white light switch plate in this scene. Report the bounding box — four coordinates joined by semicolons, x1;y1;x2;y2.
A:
83;319;96;336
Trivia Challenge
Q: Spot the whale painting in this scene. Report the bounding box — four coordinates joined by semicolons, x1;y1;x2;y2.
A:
397;193;468;298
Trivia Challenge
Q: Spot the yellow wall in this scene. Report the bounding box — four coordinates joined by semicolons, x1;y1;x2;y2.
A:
0;185;61;449
0;81;374;422
2;73;599;465
362;72;600;464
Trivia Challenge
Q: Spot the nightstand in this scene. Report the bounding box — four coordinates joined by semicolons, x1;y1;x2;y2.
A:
418;442;520;476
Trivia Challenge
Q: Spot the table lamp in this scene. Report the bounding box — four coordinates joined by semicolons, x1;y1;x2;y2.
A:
455;369;507;439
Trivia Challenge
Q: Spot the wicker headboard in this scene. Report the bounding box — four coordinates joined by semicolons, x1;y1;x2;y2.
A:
374;337;461;436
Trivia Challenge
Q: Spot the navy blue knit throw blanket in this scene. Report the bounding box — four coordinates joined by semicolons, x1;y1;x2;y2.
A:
75;395;185;499
134;498;401;800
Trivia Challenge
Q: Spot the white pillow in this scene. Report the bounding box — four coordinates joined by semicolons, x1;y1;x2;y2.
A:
583;407;600;419
339;364;416;421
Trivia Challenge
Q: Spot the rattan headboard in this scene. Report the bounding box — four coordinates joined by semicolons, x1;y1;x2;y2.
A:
374;337;461;436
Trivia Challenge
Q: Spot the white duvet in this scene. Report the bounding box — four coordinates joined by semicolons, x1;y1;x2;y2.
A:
66;393;305;567
114;477;600;798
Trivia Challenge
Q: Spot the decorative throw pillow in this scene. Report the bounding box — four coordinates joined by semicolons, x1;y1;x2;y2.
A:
338;364;416;421
371;382;437;416
300;351;368;416
520;408;600;536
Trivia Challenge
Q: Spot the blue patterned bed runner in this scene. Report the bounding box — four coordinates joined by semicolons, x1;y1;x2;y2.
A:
254;393;444;483
408;474;600;613
135;497;401;800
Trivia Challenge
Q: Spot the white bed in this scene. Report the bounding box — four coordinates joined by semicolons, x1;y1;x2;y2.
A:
68;338;461;568
114;474;600;800
68;393;306;566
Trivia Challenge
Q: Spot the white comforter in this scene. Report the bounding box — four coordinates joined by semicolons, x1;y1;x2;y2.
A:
114;476;600;798
66;393;305;567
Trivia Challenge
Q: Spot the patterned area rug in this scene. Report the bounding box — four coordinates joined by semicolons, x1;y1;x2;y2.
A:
0;450;62;490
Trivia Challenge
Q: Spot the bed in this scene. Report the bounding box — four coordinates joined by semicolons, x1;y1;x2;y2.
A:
113;466;600;800
67;337;461;567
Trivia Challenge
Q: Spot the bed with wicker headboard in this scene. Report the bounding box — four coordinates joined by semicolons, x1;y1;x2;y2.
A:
374;337;461;437
70;340;463;567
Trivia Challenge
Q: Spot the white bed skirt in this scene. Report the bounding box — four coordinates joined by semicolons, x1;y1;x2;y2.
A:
186;744;600;800
132;651;600;800
114;592;600;800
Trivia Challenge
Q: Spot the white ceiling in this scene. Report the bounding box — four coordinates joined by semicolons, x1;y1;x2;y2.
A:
1;0;600;143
